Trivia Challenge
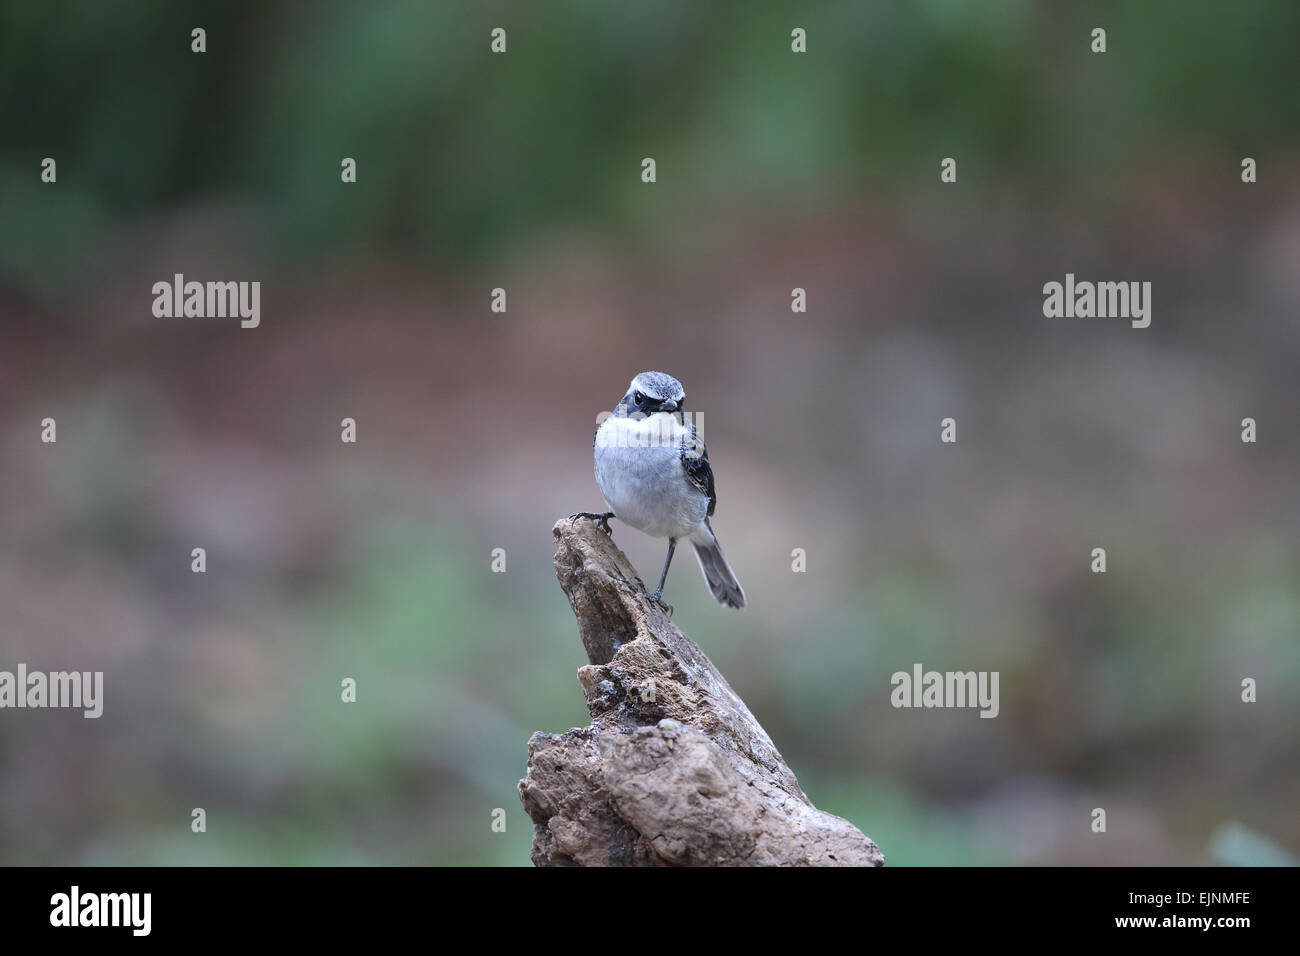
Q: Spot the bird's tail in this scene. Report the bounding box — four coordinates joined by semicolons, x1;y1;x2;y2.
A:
690;521;746;609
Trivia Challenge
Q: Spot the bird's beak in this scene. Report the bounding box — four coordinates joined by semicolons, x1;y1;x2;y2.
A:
661;400;678;412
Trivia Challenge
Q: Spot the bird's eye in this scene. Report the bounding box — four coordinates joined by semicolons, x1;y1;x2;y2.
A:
633;391;645;405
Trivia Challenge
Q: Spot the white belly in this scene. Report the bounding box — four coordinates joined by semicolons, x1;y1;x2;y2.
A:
594;413;709;539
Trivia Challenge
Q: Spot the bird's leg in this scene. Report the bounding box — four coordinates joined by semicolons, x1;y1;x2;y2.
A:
568;511;615;535
649;537;677;613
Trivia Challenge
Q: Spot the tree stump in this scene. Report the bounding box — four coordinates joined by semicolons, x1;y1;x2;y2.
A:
517;516;885;867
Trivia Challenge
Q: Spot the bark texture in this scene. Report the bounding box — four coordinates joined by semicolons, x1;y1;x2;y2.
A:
517;516;884;867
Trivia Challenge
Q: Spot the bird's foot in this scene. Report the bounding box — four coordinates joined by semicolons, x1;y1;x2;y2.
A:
648;590;673;617
569;511;614;535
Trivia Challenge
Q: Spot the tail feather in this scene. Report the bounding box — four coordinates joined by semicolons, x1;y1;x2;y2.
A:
690;523;746;609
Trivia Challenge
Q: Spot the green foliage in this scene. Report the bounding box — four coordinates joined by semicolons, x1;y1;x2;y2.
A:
5;0;1300;301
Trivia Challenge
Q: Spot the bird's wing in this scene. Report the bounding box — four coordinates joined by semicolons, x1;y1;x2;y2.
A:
681;423;717;517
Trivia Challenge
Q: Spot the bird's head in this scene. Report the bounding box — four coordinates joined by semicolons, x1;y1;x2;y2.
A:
620;371;686;416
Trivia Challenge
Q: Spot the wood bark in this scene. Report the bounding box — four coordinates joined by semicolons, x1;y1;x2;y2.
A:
517;516;885;867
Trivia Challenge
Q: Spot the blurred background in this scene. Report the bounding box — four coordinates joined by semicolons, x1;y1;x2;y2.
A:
2;0;1298;865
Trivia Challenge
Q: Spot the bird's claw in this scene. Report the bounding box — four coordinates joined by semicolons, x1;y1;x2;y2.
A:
569;511;614;535
649;592;673;616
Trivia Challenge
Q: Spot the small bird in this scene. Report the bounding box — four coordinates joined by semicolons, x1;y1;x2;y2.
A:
573;371;745;610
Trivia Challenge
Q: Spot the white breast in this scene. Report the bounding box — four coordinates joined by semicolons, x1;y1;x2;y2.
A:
594;413;709;539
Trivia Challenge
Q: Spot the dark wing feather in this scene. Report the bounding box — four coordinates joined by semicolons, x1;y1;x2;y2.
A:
681;424;717;516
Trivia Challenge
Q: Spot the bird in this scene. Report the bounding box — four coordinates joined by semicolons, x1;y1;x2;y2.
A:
571;371;746;611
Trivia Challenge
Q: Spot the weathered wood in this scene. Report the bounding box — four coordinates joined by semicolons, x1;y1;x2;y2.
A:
517;516;884;867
